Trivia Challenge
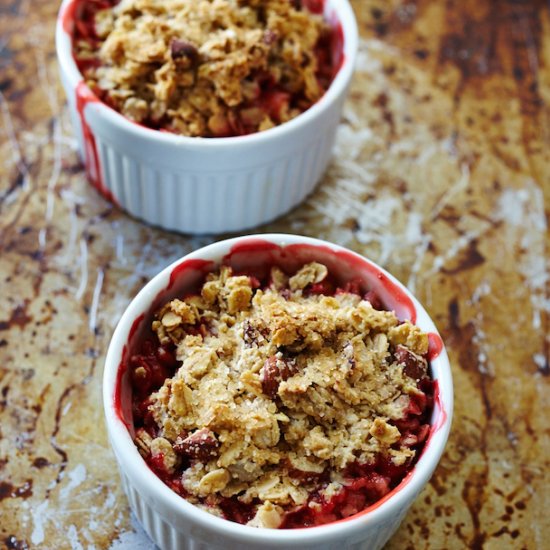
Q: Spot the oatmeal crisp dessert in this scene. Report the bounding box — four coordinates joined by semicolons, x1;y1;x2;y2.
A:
73;0;337;136
129;261;435;528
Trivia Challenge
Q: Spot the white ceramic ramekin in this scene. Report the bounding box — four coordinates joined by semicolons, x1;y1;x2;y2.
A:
55;1;358;234
103;234;453;550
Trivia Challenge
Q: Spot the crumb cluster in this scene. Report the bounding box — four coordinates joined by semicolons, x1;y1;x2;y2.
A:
74;0;333;136
133;262;432;528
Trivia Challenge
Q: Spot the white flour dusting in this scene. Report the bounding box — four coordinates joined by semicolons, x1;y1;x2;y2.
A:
60;464;88;500
31;500;49;545
109;514;154;550
67;524;84;550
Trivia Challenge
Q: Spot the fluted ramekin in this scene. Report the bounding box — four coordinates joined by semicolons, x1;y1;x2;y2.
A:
55;1;358;234
103;234;453;550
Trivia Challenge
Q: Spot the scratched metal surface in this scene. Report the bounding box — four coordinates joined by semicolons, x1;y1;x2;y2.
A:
0;0;549;548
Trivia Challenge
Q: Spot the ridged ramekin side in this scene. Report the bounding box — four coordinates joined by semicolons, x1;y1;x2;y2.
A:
89;120;339;233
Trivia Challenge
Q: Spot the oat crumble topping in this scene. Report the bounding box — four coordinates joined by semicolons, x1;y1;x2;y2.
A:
130;262;434;528
73;0;335;136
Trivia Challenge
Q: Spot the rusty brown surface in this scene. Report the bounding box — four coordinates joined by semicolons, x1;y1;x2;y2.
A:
0;0;549;548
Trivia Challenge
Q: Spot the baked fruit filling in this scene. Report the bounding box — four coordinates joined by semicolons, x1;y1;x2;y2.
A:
72;0;337;136
128;262;435;529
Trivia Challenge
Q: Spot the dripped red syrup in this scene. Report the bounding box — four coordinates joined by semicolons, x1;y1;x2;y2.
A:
167;259;214;291
60;0;78;34
115;239;448;529
74;82;117;203
114;346;128;425
61;1;117;203
428;332;443;360
223;239;417;322
114;313;145;428
330;20;345;78
431;380;447;434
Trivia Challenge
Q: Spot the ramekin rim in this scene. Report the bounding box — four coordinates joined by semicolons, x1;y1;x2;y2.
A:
103;233;453;544
55;0;359;148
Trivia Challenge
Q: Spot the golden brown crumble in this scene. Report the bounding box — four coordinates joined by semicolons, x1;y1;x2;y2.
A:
74;0;332;136
136;262;431;528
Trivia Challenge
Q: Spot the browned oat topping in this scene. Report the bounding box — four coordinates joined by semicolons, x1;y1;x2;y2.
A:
74;0;334;136
133;262;432;528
